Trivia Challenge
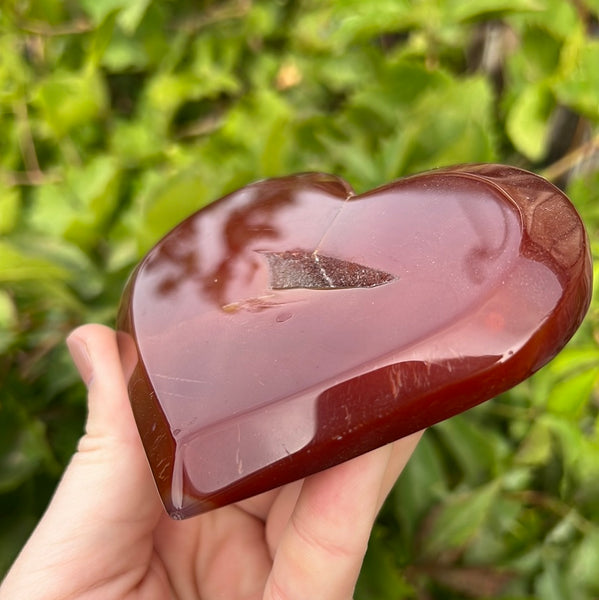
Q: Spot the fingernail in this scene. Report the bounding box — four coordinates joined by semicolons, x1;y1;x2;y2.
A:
67;334;93;386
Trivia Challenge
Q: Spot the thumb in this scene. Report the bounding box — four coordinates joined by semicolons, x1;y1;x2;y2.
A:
60;324;162;524
67;324;142;447
1;325;163;599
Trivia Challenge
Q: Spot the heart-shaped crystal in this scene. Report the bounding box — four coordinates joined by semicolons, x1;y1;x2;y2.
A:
118;164;592;519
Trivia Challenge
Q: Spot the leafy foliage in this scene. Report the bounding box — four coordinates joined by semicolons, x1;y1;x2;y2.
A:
1;0;599;596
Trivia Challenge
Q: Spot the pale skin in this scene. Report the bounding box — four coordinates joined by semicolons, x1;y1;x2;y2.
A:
0;324;422;600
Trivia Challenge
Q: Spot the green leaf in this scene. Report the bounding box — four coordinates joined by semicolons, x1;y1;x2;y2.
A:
355;530;416;599
328;0;419;46
507;0;580;39
122;169;211;255
585;0;599;17
506;82;554;161
382;75;497;176
0;289;17;353
143;72;203;117
349;59;452;125
567;171;599;224
144;174;208;240
433;411;509;483
545;346;599;378
219;89;293;179
19;0;66;24
422;481;501;556
87;10;118;67
393;432;449;543
33;68;108;137
515;420;552;466
28;155;121;250
518;26;563;79
546;366;599;419
0;34;31;107
554;39;599;119
0;187;20;234
110;118;165;164
100;3;174;71
80;0;150;33
16;236;104;300
464;491;525;563
0;412;50;493
567;529;599;594
543;415;599;482
535;558;573;600
447;0;545;23
116;0;151;33
189;32;243;97
0;241;69;282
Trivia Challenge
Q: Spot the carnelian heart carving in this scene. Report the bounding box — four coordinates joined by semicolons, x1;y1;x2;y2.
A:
118;164;592;519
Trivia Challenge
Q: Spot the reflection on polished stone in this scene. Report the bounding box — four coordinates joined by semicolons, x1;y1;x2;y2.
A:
117;165;592;519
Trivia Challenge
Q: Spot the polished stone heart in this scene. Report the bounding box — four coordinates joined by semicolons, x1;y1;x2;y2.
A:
117;164;592;519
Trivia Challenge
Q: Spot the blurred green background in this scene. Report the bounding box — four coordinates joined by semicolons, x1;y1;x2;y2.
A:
1;0;599;597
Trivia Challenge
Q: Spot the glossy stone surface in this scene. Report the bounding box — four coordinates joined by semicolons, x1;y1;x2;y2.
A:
117;164;592;519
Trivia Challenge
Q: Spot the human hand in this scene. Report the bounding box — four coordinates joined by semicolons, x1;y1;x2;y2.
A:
0;324;422;600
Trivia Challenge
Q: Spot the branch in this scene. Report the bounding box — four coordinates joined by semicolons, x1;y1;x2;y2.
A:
541;131;599;183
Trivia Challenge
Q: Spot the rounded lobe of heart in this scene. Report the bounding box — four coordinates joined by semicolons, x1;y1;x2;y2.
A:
117;166;592;518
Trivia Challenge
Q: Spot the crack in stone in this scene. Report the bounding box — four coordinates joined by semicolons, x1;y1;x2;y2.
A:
259;188;398;290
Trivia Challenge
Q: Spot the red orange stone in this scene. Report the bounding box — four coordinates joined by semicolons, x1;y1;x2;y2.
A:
117;164;592;519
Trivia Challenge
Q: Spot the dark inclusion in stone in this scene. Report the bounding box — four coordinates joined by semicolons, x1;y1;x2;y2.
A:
262;250;396;290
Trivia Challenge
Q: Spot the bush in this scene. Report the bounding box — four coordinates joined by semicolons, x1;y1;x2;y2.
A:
1;1;599;596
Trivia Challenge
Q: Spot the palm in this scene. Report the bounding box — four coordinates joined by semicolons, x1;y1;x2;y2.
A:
119;438;413;600
144;487;295;599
